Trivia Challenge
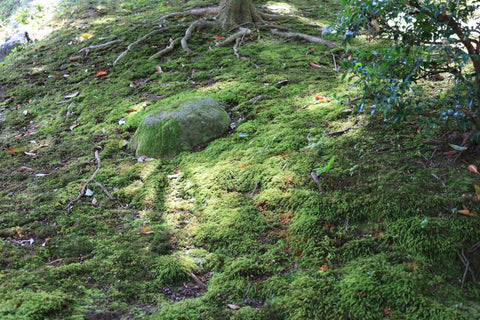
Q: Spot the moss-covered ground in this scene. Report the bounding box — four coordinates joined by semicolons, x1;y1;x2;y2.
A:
0;0;479;319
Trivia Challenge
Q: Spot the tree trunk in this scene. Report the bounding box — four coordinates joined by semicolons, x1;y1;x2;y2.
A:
218;0;263;30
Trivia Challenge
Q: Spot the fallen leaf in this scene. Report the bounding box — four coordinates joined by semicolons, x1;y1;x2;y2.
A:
81;33;92;39
214;35;224;40
70;121;78;131
5;147;25;155
118;22;126;26
18;166;34;171
69;56;81;61
65;92;79;99
315;95;331;102
24;148;38;156
119;139;128;148
309;61;321;68
227;304;241;310
96;71;108;77
42;237;52;247
319;265;329;271
125;109;137;113
35;173;48;177
475;184;480;199
347;55;353;61
137;155;155;162
137;228;155;234
306;47;315;55
458;209;476;217
129;83;137;88
467;164;479;174
449;143;467;151
155;65;163;73
85;188;94;196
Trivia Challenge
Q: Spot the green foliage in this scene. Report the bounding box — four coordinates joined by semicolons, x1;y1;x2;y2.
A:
337;0;480;137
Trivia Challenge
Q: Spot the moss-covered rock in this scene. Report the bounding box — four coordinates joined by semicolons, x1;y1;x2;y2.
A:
130;96;230;159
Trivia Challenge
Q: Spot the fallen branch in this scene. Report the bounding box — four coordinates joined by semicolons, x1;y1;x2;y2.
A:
79;39;123;53
65;147;113;208
190;272;206;288
458;249;477;289
270;29;335;47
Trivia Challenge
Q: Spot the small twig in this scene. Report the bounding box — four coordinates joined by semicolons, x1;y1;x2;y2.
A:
470;241;480;253
94;179;114;199
79;39;123;53
248;181;259;198
66;147;111;208
331;52;338;71
190;272;206;288
282;163;288;171
47;258;63;265
345;219;349;231
326;126;353;136
310;171;324;193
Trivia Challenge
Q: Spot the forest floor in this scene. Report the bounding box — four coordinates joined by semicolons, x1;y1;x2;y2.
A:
0;0;479;319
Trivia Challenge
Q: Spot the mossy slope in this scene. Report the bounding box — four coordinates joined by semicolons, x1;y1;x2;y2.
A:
0;0;478;319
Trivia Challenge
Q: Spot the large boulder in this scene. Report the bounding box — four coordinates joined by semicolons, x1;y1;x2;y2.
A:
130;96;231;159
0;30;30;62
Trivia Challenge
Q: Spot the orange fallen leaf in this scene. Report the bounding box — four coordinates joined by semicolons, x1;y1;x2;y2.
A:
129;83;137;88
467;164;479;174
315;95;331;102
125;109;137;113
458;209;476;217
5;147;25;155
309;61;321;68
475;184;480;199
214;35;224;40
137;228;155;234
18;166;34;171
118;22;126;26
96;71;108;77
319;265;329;271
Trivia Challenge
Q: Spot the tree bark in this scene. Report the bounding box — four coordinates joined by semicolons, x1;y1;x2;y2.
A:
218;0;263;30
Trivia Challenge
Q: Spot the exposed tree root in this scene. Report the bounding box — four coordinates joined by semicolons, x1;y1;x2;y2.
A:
270;29;335;47
79;39;123;53
181;20;216;52
114;26;179;65
215;27;252;47
113;5;334;64
156;7;221;22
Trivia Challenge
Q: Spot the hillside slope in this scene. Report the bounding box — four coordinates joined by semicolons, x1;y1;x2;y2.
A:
0;0;479;319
